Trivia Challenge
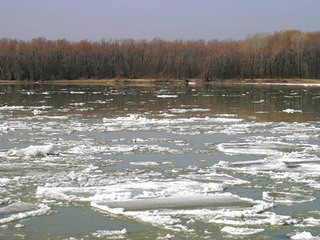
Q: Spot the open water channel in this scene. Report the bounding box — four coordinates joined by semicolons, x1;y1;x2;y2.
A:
1;83;320;239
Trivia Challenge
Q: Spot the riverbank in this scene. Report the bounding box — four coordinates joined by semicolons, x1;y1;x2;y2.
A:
1;78;320;87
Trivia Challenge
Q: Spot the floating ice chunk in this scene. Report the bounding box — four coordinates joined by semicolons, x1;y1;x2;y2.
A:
252;100;265;104
290;231;318;239
8;145;54;156
157;234;175;239
0;178;11;185
170;108;210;113
129;161;159;166
282;109;302;113
92;194;255;211
182;173;249;186
221;226;265;235
207;200;293;227
15;224;24;228
70;91;86;94
91;202;124;214
170;109;188;113
216;114;238;117
0;203;50;224
92;229;127;238
303;217;320;226
157;95;178;98
309;182;320;189
0;105;25;111
211;118;243;123
70;102;86;106
263;191;316;205
295;163;320;176
210;211;294;227
33;109;41;115
37;180;225;203
0;202;37;215
133;214;180;226
216;142;282;156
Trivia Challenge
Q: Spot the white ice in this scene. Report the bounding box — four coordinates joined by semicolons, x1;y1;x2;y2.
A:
0;203;50;224
221;226;265;235
290;231;320;240
8;145;54;157
282;109;303;113
262;191;316;205
0;202;38;215
156;95;178;98
92;229;127;238
129;161;159;166
92;194;254;211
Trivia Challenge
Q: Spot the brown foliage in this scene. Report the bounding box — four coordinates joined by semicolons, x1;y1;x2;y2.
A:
0;31;319;81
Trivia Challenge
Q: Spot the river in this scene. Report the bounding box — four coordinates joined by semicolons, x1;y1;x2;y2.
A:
1;83;320;239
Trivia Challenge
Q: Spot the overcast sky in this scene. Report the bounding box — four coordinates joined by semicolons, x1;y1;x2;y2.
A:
1;0;320;41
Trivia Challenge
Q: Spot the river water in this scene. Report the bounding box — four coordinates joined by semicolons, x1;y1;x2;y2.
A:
1;83;320;240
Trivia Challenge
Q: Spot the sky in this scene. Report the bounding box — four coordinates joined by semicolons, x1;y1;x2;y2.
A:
1;0;320;41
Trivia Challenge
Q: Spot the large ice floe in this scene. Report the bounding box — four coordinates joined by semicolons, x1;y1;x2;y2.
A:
36;179;279;233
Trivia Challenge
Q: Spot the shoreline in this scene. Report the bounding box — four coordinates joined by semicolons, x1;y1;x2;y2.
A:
1;78;320;87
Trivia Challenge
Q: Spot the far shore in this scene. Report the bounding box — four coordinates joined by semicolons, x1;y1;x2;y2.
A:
1;78;320;87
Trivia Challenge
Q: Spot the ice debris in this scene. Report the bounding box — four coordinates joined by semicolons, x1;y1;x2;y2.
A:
8;145;54;156
92;229;127;239
0;203;50;224
221;226;265;235
290;231;319;239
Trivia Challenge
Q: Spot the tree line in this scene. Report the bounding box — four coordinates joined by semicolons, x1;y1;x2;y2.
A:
0;30;319;81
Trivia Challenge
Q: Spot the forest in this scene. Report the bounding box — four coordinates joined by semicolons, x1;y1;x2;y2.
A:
0;30;319;81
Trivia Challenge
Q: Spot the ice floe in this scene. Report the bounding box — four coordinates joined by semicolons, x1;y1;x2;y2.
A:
216;142;285;156
282;108;303;113
262;191;316;205
36;180;225;202
92;229;127;239
303;217;320;227
290;231;320;240
8;145;54;157
92;194;254;211
170;108;210;113
0;202;50;224
129;161;160;166
156;94;178;98
101;114;243;134
221;226;265;235
0;105;25;111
